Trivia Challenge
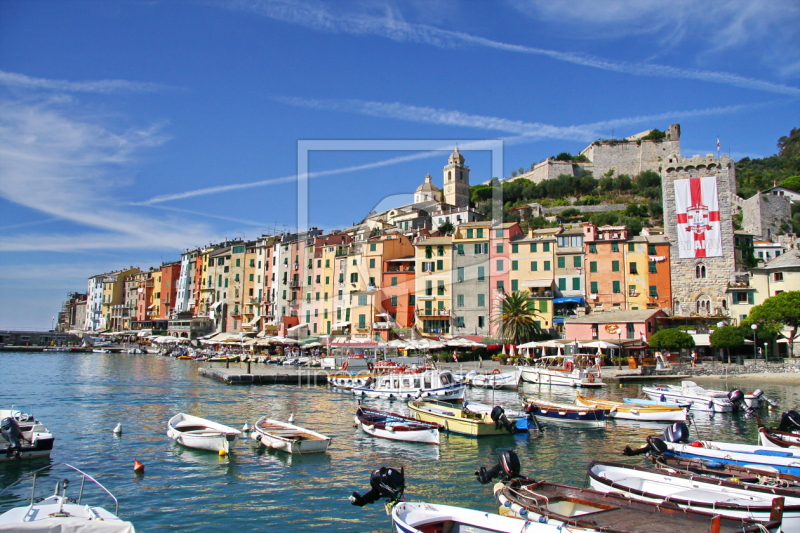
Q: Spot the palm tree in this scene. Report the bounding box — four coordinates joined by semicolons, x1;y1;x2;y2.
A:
493;291;542;346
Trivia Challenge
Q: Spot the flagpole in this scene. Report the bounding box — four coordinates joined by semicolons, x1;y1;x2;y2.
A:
716;136;720;159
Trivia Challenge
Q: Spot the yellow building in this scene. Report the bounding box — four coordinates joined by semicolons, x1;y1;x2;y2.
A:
101;267;140;331
414;236;453;337
242;242;260;333
149;270;163;322
624;236;650;310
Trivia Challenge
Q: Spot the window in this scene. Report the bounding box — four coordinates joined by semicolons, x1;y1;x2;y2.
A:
572;278;580;291
497;280;505;292
539;300;547;313
425;281;433;296
370;243;376;251
628;242;635;252
409;295;415;306
474;243;488;254
436;260;444;270
422;261;435;272
425;246;433;259
476;228;484;238
391;295;398;307
589;261;597;273
774;272;784;282
626;322;635;339
391;276;397;286
368;277;376;287
325;276;330;285
457;294;464;307
530;243;537;252
531;261;538;271
557;256;565;269
648;245;657;255
511;244;518;253
611;242;619;253
649;261;658;273
358;314;366;329
544;261;551;271
496;243;504;254
455;316;465;328
350;272;358;283
558;278;566;290
478;316;485;328
590;281;598;293
573;256;581;268
456;267;464;282
511;279;518;291
543;242;550;252
496;229;503;238
629;285;637;296
437;246;444;256
437;280;445;295
497;260;504;271
630;262;638;274
649;286;658;298
589;243;597;254
456;244;464;255
466;229;474;238
612;260;620;272
696;264;706;278
511;260;518;271
325;259;330;267
235;258;241;267
612;281;621;293
477;266;485;282
369;258;375;268
315;275;320;283
477;294;485;306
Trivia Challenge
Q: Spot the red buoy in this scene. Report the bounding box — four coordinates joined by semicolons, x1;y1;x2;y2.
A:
133;459;145;473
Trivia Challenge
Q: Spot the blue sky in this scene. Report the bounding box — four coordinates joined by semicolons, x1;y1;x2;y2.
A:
1;0;799;329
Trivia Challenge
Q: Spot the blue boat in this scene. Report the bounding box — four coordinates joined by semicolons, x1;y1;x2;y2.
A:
522;397;605;428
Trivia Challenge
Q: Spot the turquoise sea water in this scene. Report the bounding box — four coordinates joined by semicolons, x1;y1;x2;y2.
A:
1;351;798;532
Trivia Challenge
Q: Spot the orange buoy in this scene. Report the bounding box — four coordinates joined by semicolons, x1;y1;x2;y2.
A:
133;459;145;473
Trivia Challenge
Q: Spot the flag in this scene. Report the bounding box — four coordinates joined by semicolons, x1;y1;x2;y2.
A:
674;176;723;258
716;137;721;150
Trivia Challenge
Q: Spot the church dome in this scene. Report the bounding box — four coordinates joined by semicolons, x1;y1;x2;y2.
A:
415;174;440;193
448;147;464;165
414;174;442;204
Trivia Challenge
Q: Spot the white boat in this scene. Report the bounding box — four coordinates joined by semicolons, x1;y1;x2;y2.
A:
588;460;800;529
250;416;331;454
623;397;692;409
642;381;737;412
518;356;604;388
575;395;687;422
1;406;54;462
352;368;466;401
0;463;135;532
92;348;111;353
327;370;383;390
408;400;535;437
167;413;242;454
392;501;571;533
354;406;440;445
464;368;521;389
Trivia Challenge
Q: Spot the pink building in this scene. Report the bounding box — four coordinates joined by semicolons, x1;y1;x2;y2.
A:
489;222;523;337
563;309;665;350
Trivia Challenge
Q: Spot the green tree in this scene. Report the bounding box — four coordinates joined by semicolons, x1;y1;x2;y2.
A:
780;175;800;192
438;221;454;235
745;291;800;358
493;291;542;345
648;329;695;352
710;325;745;364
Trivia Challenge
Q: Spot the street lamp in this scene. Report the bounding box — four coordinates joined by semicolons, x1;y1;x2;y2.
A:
763;342;768;362
617;332;622;369
751;324;758;361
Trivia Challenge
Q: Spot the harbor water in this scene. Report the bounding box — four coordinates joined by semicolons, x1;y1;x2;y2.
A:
1;351;799;532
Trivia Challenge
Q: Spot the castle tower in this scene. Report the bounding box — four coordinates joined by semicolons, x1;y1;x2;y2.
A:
443;147;470;208
661;154;737;317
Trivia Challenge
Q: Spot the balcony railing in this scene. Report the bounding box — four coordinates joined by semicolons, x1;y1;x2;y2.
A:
417;308;450;317
289;280;301;288
528;290;554;298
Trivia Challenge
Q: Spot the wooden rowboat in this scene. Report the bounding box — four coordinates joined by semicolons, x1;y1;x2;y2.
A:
250;416;331;454
167;413;241;454
354;406;440;444
576;395;686;422
522;397;605;427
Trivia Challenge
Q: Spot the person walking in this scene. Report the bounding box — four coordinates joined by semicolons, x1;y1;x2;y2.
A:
691;350;697;368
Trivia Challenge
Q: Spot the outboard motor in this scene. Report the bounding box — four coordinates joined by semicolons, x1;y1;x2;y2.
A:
752;389;778;409
727;389;746;411
490;406;516;434
778;410;800;433
623;435;669;457
349;466;405;507
663;421;690;443
475;450;521;485
1;417;22;457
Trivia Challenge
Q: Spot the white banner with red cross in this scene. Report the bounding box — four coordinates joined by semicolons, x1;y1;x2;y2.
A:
674;176;722;258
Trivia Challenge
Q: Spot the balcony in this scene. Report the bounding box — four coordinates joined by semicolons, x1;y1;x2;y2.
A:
288;280;302;289
372;321;394;330
528;290;554;299
417;308;450;318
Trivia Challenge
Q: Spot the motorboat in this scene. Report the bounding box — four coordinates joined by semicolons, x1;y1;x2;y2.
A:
648;454;800;489
0;462;135;532
522;397;605;427
625;422;800;476
575;395;686;422
1;406;54;462
757;411;800;448
518;356;604;388
587;460;800;529
392;501;570;533
327;370;383;390
463;368;521;390
354;405;440;444
407;399;535;437
479;450;780;533
92;348;110;354
641;381;741;412
351;368;466;401
250;416;331;454
167;413;242;454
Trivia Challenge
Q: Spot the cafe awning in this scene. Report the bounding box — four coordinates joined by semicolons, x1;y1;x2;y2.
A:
332;322;351;329
210;301;222;310
553;297;585;304
245;315;261;327
522;279;553;288
288;323;308;332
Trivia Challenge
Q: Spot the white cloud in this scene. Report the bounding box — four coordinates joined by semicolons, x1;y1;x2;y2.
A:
0;97;219;252
223;0;800;95
0;70;169;94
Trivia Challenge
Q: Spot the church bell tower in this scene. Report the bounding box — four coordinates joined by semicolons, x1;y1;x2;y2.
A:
443;147;470;208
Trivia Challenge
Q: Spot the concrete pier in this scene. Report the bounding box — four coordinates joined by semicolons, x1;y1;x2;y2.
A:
199;366;331;385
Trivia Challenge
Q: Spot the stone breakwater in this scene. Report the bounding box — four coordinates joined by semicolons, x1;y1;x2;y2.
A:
674;361;800;377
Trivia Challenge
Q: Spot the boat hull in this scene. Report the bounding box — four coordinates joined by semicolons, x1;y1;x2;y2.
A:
355;407;439;445
251;417;331;454
167;413;241;453
663;440;800;476
466;370;520;390
0;409;55;463
758;427;800;448
642;381;733;412
523;398;605;427
351;370;467;401
327;371;381;390
407;400;531;437
518;366;604;388
576;396;686;422
391;501;568;533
